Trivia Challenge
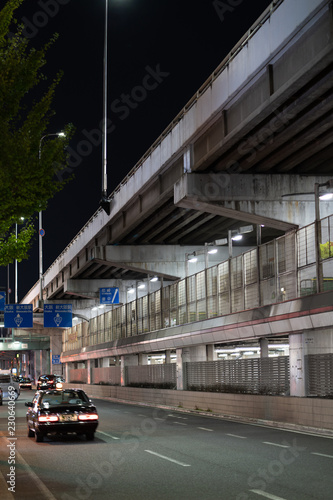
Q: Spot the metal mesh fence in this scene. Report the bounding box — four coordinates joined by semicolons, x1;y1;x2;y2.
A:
306;354;333;397
185;357;289;395
63;221;333;353
126;364;176;388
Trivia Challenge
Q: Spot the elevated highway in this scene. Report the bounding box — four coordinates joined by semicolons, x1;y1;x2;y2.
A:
10;0;333;401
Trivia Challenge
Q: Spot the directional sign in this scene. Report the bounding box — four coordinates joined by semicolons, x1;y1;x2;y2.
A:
44;304;72;328
0;292;5;311
4;304;33;328
100;287;119;305
52;354;61;365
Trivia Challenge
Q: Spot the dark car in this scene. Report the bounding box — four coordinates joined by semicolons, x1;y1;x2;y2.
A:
26;388;98;442
36;374;64;390
18;377;32;390
0;387;2;405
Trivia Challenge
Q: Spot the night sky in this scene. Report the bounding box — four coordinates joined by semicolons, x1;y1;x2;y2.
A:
1;0;273;301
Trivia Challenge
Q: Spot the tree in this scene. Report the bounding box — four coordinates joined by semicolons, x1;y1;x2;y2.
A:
0;0;74;266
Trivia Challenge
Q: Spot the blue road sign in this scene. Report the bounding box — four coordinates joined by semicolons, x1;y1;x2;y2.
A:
4;304;33;328
44;304;72;328
52;355;61;365
100;287;119;304
0;292;5;311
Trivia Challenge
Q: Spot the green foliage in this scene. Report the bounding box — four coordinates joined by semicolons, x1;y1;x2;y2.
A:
0;0;74;266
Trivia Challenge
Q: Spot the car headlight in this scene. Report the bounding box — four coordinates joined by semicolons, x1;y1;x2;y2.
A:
55;382;63;390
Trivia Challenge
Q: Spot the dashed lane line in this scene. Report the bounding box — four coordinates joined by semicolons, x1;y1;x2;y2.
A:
145;450;191;467
197;427;213;432
226;433;246;439
263;441;290;448
311;452;333;459
97;430;120;439
250;490;287;500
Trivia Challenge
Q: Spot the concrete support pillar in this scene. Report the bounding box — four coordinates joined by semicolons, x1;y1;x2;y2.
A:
176;346;207;390
50;332;63;376
102;357;109;368
65;363;70;383
139;353;149;365
165;350;172;363
120;354;138;387
260;338;269;358
289;333;306;397
176;348;184;390
87;359;92;385
207;344;217;361
33;349;49;384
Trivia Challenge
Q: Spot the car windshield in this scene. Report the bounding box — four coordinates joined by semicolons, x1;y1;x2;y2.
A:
41;391;87;407
0;375;11;383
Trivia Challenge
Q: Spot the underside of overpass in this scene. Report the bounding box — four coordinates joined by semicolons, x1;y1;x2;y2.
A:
12;0;333;379
31;0;333;305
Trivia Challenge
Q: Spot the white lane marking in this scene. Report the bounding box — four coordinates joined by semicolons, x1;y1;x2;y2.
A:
263;441;289;448
197;427;213;432
0;469;14;500
311;452;333;459
226;433;246;439
97;430;120;439
144;450;191;467
250;490;287;500
173;422;187;426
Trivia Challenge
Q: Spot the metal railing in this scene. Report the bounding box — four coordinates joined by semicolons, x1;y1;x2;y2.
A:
63;216;333;353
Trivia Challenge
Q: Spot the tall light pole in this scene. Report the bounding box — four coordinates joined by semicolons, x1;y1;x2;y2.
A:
100;0;111;215
38;132;65;308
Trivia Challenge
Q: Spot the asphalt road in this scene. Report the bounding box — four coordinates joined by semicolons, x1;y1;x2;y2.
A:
0;390;332;500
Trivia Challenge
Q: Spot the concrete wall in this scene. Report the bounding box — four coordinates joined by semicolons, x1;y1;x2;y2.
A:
64;383;333;434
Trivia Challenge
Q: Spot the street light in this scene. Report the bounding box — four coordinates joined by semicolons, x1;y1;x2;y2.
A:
100;0;111;215
38;132;65;307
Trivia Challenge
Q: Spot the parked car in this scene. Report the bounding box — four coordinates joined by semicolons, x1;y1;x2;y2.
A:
25;388;99;442
0;370;20;400
36;374;65;390
18;377;32;390
0;386;3;405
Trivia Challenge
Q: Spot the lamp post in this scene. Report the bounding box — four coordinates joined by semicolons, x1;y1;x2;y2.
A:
38;132;65;307
100;0;111;215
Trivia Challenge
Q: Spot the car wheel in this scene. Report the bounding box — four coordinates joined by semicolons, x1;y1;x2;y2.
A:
35;431;44;443
27;426;34;438
86;432;95;441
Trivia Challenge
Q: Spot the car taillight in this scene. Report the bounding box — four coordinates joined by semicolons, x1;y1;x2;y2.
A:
38;415;59;422
78;414;99;421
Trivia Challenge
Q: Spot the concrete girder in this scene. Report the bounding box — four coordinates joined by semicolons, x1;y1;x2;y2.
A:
216;80;333;174
174;173;333;230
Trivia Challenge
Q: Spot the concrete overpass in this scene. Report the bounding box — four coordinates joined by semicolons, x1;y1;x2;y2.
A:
10;0;333;397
